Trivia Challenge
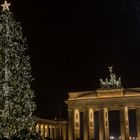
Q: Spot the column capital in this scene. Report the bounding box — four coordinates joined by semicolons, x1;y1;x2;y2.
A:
119;106;129;109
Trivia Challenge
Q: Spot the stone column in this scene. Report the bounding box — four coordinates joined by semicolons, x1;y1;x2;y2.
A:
54;126;57;140
83;108;89;140
56;127;59;140
120;106;129;140
62;126;67;140
59;126;62;139
36;123;40;133
120;108;125;140
103;107;109;140
99;109;104;140
45;125;49;138
136;107;140;140
50;125;53;139
89;108;95;140
40;124;44;137
68;110;74;140
74;109;80;140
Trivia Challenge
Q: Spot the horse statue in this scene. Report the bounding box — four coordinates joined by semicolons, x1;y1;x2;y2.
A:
100;79;106;88
114;77;121;87
100;78;109;88
99;67;122;88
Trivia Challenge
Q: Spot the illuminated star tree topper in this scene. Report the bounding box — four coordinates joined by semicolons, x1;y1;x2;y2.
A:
1;0;10;11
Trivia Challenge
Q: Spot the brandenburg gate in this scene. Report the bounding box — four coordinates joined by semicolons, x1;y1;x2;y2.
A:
66;67;140;140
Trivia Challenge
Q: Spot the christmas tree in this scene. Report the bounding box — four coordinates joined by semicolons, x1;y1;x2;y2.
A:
0;1;36;139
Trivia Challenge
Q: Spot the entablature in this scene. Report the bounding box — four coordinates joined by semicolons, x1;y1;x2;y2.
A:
67;95;140;110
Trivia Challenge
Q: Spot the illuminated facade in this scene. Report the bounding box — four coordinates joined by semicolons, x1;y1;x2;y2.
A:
36;118;67;140
66;88;140;140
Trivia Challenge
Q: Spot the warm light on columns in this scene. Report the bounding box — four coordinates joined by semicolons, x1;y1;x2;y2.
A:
89;108;94;128
74;109;80;139
45;125;48;138
89;108;95;139
124;106;129;129
36;123;40;133
74;109;80;129
41;124;44;136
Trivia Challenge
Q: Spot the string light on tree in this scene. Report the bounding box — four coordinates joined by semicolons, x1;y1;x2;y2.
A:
0;0;41;139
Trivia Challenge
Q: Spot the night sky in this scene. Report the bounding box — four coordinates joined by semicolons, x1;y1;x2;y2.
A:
8;0;140;134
